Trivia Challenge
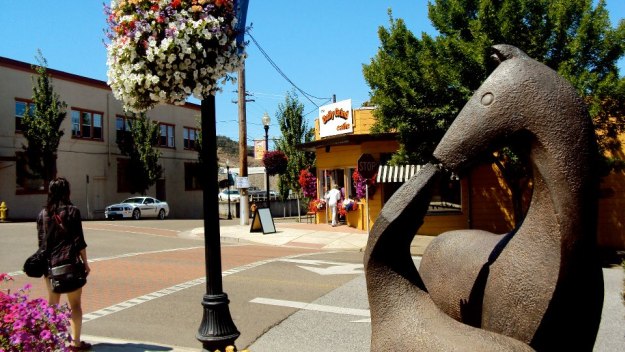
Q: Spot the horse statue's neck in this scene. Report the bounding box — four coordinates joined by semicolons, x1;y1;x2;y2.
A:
515;103;598;256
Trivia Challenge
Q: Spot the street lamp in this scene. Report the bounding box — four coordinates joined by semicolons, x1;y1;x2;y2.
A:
226;159;232;220
197;96;239;351
262;112;271;209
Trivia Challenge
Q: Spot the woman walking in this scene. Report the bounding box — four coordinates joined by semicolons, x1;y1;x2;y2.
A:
37;177;92;351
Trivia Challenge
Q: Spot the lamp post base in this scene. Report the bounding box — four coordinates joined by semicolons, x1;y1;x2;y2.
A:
196;293;240;351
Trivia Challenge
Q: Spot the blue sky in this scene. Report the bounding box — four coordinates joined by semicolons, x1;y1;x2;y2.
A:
1;1;623;147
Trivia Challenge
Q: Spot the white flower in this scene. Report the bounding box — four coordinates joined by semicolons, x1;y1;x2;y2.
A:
106;0;246;113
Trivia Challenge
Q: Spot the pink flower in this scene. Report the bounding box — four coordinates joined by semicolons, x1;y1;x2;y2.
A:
40;329;52;340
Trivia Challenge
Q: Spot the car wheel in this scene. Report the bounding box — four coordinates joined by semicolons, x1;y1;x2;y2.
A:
158;209;166;220
132;209;141;220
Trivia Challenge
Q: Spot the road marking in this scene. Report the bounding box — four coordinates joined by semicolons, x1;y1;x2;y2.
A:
250;297;370;317
8;247;207;277
88;246;205;263
277;259;364;275
82;252;315;323
83;226;178;238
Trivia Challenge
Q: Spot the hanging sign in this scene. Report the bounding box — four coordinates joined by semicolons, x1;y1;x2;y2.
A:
357;153;379;179
319;99;353;138
254;140;266;160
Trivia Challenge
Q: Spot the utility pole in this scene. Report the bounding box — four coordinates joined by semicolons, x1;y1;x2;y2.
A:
238;65;250;225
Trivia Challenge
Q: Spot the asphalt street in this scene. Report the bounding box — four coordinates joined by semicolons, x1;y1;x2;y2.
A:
1;219;624;351
1;219;367;351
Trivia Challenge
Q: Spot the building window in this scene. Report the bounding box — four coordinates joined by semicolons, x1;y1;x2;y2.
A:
71;108;103;140
183;127;199;150
15;99;34;133
185;162;203;190
116;115;133;144
15;152;46;194
379;168;462;214
429;172;462;213
158;123;175;148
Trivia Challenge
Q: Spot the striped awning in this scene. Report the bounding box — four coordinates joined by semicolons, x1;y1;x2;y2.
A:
376;165;423;183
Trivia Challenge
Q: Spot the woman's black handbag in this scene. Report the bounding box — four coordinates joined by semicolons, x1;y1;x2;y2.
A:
49;260;87;294
23;250;47;278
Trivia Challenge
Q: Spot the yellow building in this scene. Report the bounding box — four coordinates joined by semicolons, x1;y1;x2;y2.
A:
300;100;625;250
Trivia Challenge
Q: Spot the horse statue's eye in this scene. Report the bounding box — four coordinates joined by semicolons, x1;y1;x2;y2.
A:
481;92;494;106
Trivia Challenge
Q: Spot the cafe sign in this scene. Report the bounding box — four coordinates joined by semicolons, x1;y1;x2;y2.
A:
319;99;353;138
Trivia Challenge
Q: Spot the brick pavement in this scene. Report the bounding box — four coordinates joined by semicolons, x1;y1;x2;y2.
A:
5;220;321;318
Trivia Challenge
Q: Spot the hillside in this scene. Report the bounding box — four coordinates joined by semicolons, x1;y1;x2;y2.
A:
216;135;263;168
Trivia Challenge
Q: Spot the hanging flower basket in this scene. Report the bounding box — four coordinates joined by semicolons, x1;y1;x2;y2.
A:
263;150;288;176
105;0;246;113
298;169;317;198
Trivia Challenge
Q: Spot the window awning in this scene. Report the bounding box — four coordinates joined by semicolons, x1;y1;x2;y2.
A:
376;165;459;183
376;165;423;183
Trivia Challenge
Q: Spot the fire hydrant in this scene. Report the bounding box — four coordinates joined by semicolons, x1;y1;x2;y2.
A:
0;202;7;222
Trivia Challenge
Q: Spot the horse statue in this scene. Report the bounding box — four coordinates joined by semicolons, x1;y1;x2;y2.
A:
364;45;603;351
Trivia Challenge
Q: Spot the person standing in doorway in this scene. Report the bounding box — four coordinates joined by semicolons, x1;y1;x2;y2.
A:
325;184;342;226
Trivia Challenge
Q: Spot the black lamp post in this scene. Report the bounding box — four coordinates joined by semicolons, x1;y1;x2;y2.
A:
226;159;232;220
262;112;271;209
196;0;247;349
196;96;239;351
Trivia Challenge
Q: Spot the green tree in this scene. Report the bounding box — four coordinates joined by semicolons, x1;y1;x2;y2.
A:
364;1;625;224
274;91;316;199
117;114;163;195
21;51;67;184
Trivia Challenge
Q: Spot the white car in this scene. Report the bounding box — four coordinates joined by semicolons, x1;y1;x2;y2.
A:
105;196;169;220
218;189;240;202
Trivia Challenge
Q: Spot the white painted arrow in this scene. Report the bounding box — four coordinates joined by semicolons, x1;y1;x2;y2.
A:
297;263;364;275
278;259;364;276
251;297;370;318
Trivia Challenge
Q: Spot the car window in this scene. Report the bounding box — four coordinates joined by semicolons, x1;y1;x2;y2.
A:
123;198;142;204
144;198;154;204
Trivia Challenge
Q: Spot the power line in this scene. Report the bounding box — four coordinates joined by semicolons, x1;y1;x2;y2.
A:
246;30;331;108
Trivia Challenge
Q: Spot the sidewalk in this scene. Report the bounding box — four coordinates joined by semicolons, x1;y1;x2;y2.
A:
213;218;434;256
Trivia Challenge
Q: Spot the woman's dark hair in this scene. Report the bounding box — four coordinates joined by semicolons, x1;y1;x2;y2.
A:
47;177;72;214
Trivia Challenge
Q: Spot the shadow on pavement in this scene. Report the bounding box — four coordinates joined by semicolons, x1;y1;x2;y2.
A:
91;342;175;351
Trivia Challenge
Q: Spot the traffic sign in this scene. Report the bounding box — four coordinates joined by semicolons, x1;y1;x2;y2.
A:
357;154;379;179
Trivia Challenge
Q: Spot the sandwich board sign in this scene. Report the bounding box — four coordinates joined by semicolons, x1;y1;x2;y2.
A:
250;208;276;234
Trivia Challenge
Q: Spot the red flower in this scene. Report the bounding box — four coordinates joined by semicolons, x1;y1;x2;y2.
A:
151;4;159;11
171;0;181;9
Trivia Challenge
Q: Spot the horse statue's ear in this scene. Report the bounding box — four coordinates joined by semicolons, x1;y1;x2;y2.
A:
489;44;529;66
